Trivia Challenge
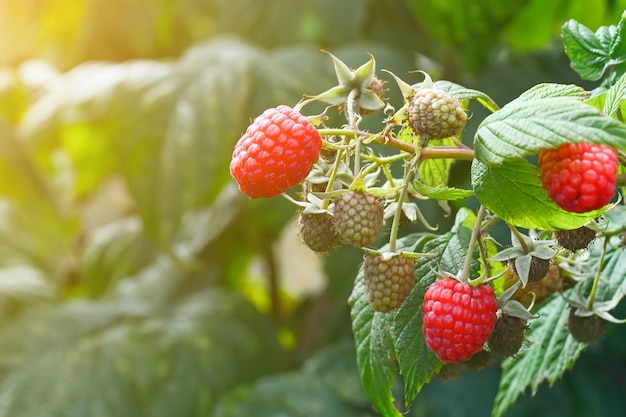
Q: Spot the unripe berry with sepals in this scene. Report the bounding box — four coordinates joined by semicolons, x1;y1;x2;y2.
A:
363;252;415;313
503;261;563;308
296;211;339;253
511;256;551;284
553;226;596;252
422;277;498;363
333;190;385;248
230;105;322;199
568;308;606;343
408;88;467;140
488;314;528;357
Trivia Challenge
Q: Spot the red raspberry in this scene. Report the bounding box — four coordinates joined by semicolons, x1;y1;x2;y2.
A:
422;277;498;363
230;105;322;198
539;143;617;213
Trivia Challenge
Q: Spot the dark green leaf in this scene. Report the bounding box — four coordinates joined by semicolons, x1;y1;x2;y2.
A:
214;343;371;417
0;283;283;417
493;230;626;417
391;209;476;406
349;273;403;417
562;16;626;81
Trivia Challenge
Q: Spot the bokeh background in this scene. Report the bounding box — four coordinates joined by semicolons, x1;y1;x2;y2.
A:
0;0;624;416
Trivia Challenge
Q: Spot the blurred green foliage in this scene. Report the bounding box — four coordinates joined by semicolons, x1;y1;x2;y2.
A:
0;0;623;416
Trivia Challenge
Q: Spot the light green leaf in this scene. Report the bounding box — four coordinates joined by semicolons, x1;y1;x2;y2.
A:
514;83;588;101
471;159;603;230
418;136;455;187
562;15;626;81
80;216;155;298
474;85;626;166
413;182;474;201
0;265;55;300
601;70;626;117
434;80;500;112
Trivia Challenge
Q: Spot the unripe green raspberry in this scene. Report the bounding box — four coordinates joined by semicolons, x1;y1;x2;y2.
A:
363;252;415;312
333;190;384;248
296;211;339;253
408;88;467;140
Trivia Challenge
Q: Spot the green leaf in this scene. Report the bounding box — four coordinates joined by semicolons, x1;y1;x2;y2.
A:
493;231;626;417
601;70;626;117
562;14;626;81
413;182;474;201
418;136;455;187
471;159;603;230
434;80;500;113
349;232;436;417
349;272;402;417
214;343;370;417
0;283;283;417
391;212;475;408
473;84;626;166
514;83;588;101
492;292;586;417
79;216;156;298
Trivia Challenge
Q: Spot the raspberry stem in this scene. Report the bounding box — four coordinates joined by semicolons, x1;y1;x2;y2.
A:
317;128;475;160
321;146;346;210
586;237;608;311
389;158;416;253
461;205;487;284
346;88;363;175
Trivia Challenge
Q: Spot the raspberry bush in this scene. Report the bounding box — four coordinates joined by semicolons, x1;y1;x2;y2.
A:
228;11;626;417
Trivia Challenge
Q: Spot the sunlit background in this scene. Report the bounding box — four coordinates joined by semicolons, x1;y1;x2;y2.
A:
0;0;624;416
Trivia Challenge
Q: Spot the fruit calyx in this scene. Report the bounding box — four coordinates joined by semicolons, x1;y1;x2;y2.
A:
490;229;557;286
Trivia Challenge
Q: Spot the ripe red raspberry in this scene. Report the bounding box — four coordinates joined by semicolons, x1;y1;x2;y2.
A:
422;277;498;363
230;105;322;198
539;142;617;213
